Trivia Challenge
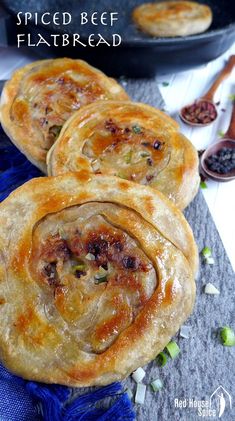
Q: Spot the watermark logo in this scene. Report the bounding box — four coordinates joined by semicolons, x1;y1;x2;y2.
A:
210;386;232;418
174;385;232;418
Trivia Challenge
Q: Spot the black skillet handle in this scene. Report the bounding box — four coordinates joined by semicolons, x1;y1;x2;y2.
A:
0;5;17;46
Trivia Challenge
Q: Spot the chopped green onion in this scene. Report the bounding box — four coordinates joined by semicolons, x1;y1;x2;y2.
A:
73;263;86;272
156;352;168;367
202;247;215;265
140;151;151;158
202;247;212;258
151;378;163;392
228;94;235;101
135;383;146;405
218;130;225;137
162;81;169;87
124;150;132;164
180;325;191;339
94;276;107;284
204;283;220;295
58;227;67;239
206;256;215;265
220;327;235;347
200;181;207;189
117;173;128;179
132;125;141;134
85;253;95;261
126;388;133;400
165;341;180;359
91;159;100;172
94;266;108;283
132;367;146;383
97;266;108;276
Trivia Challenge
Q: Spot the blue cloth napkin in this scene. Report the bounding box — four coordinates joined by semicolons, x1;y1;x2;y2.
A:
0;365;40;421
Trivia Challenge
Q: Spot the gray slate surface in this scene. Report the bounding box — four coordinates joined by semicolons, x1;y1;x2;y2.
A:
123;78;235;421
0;78;234;421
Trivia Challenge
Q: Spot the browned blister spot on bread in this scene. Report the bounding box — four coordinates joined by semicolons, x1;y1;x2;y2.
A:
14;306;59;348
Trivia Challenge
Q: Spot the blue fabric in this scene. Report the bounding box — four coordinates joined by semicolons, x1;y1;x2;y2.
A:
0;138;136;421
0;365;40;421
0;142;41;201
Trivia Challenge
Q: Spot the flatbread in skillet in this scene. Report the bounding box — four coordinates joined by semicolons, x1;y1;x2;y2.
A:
132;1;212;37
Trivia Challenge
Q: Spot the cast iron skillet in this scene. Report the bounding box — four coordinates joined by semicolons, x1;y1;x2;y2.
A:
1;0;235;76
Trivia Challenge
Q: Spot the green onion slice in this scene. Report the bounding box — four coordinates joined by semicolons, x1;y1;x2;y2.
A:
94;266;108;283
94;276;107;284
132;367;146;383
151;378;163;392
124;150;132;164
165;341;180;359
85;253;95;261
156;352;168;367
117;173;128;179
135;383;146;405
132;125;141;134
73;263;86;272
205;256;215;265
200;181;207;189
140;151;151;158
220;327;235;347
202;247;212;258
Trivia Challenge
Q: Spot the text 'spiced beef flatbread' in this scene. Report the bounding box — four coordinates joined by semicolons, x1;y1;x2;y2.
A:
47;101;199;209
0;174;197;386
0;58;129;172
132;1;212;37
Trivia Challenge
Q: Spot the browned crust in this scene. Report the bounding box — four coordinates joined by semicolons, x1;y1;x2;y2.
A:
0;174;197;386
47;100;199;209
132;1;213;37
0;58;129;172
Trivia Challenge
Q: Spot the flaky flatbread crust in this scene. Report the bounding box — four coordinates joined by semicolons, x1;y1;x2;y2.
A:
47;101;199;209
0;58;129;172
0;174;197;386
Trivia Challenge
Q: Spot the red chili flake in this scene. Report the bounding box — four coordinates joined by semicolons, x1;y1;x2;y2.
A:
57;77;65;85
146;174;154;182
104;119;119;134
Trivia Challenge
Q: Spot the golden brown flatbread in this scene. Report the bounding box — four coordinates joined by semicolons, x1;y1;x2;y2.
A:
0;174;197;386
0;58;129;172
132;1;212;37
47;101;199;209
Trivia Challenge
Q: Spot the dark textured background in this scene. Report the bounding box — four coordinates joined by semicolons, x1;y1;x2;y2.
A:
0;78;234;420
3;0;234;40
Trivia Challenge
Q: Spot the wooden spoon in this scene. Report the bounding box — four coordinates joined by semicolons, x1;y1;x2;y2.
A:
200;100;235;181
180;55;235;127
